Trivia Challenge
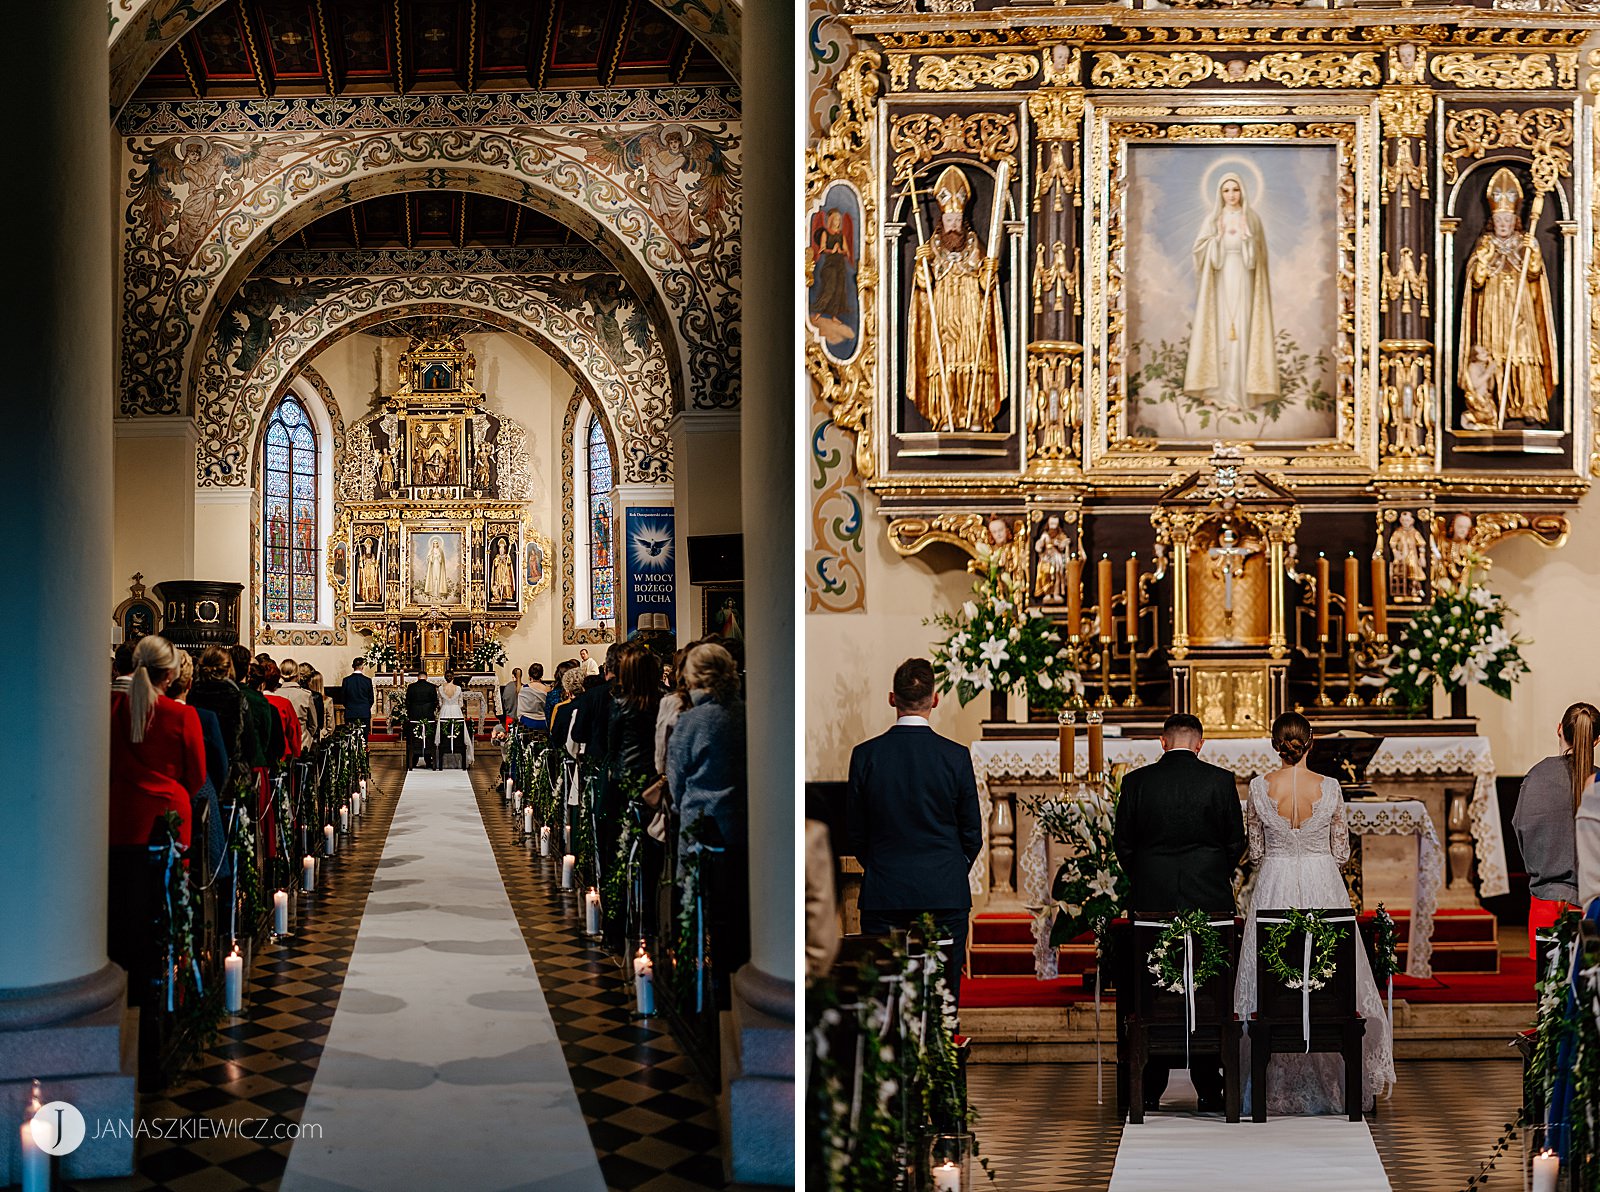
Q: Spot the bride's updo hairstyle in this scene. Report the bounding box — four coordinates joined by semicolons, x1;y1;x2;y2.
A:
1271;710;1313;766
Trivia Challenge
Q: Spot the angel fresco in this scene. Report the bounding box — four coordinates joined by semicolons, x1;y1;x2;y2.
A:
581;126;735;255
217;278;342;375
806;183;861;363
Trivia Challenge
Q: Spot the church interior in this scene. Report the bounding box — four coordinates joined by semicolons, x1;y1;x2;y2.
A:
4;1;793;1189
806;2;1600;1190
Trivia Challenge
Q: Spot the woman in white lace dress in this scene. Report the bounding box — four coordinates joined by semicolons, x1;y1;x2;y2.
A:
435;675;475;767
1235;711;1394;1114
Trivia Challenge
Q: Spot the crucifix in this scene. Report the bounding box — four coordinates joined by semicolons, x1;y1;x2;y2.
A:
1207;524;1260;645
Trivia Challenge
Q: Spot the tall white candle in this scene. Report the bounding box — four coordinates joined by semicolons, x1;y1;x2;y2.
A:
634;944;655;1015
504;777;512;800
560;854;575;888
514;790;523;814
224;946;243;1014
932;1161;962;1192
324;824;336;856
539;826;551;857
585;888;602;935
523;806;534;836
273;890;289;935
1532;1150;1559;1192
302;855;316;892
20;1081;47;1192
339;805;350;832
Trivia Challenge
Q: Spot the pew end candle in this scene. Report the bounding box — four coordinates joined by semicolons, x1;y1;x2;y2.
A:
224;945;243;1014
634;941;656;1015
323;823;336;857
539;825;551;856
584;888;602;936
302;855;316;892
20;1079;48;1192
560;853;576;888
273;889;289;936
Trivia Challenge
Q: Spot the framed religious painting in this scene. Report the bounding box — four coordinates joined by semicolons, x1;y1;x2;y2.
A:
402;525;469;612
405;415;466;490
702;583;744;642
521;525;553;604
485;521;520;612
806;179;864;366
1084;107;1379;475
350;522;387;611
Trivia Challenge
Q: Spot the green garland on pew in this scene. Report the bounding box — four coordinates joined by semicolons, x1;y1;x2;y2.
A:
1260;908;1345;992
229;777;264;929
1371;903;1399;983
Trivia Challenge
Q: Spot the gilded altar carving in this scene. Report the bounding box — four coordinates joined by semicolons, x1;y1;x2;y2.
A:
1088;51;1379;90
1028;89;1085;144
1430;510;1569;585
1089;52;1212;90
910;53;1040;92
1379;340;1436;466
1430;52;1576;91
888;111;1020;177
888;512;1029;593
1033;242;1077;315
1381;249;1430;319
1027;342;1081;472
1440;107;1573;184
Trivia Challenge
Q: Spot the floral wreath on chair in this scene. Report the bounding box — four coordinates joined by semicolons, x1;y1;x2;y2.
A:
1261;907;1346;991
1147;908;1227;994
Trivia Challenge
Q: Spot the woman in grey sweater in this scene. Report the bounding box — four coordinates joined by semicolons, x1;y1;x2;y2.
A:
1514;702;1598;954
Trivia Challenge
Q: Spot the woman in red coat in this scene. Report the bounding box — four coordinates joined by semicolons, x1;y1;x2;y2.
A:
110;635;206;850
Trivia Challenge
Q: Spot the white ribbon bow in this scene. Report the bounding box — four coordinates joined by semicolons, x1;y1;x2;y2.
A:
1136;917;1234;1070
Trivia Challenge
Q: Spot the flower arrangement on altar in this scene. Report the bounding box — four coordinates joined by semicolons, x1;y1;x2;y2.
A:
366;636;401;675
1027;767;1128;950
1384;555;1528;711
470;635;509;672
927;553;1081;712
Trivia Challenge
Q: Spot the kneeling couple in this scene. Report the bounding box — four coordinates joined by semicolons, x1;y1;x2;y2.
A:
1113;711;1395;1116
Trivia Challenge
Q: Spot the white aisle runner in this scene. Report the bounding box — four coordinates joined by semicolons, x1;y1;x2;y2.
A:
1109;1071;1391;1192
280;769;606;1192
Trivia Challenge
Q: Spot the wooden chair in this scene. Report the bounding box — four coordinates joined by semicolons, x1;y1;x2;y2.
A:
1248;907;1366;1122
1123;911;1242;1124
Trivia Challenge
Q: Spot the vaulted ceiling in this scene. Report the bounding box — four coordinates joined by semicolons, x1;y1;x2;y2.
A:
291;193;570;251
133;0;730;100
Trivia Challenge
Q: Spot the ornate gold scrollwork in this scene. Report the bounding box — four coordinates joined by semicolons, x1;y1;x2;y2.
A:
1257;52;1383;88
1378;339;1436;468
1033;242;1077;316
888;513;1029;593
1088;50;1379;90
1379;90;1432;208
912;52;1040;92
1440;107;1573;183
1089;52;1212;90
1429;52;1570;90
1027;88;1085;142
1380;249;1430;318
1429;510;1569;585
1026;342;1082;473
888;111;1020;180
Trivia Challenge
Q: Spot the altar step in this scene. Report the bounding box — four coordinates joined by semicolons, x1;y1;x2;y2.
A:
967;908;1500;983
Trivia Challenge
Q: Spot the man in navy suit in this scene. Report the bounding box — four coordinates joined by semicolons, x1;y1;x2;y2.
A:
847;657;983;1007
341;657;375;743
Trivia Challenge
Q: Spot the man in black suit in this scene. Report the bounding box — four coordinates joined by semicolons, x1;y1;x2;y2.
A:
404;672;439;769
569;644;618;755
1113;712;1246;1113
847;658;983;1007
341;657;375;743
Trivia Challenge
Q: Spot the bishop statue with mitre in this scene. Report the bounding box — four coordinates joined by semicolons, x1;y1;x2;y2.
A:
905;164;1007;434
1459;166;1558;427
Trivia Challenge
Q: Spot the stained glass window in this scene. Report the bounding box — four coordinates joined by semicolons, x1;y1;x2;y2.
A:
263;395;318;624
586;414;614;622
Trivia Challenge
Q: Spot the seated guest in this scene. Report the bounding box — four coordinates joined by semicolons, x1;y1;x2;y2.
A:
277;659;317;745
545;659;578;722
549;665;586;757
167;650;228;876
111;641;136;694
1519;702;1600;953
110;635;206;851
189;645;247;792
516;663;550;733
341;657;374;742
405;672;439;769
257;655;302;761
500;667;523;729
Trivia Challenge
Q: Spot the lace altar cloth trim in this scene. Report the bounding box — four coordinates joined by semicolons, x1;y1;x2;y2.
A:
975;738;1496;981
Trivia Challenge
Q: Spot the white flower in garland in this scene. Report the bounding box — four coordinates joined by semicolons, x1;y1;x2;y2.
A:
1089;869;1118;899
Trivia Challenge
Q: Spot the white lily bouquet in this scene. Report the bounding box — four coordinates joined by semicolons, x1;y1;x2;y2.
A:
1386;555;1528;711
1027;769;1128;949
926;553;1081;712
366;637;400;674
470;636;509;672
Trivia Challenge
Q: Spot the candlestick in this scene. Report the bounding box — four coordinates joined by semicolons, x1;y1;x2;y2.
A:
1314;635;1333;707
634;942;655;1015
339;805;349;833
1344;626;1363;708
523;805;534;836
1532;1150;1559;1192
1087;711;1104;780
1097;554;1114;639
224;945;243;1014
1370;555;1388;638
324;824;336;857
540;825;551;857
1066;555;1083;635
1057;711;1076;783
932;1161;962;1192
561;854;576;889
1343;553;1360;634
20;1081;48;1192
302;854;316;892
1125;553;1139;643
1315;553;1330;641
273;890;289;935
584;888;602;936
1095;633;1115;710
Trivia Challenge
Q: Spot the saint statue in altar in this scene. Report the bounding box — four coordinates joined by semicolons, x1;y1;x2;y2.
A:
357;537;382;605
1206;523;1261;645
1033;515;1071;605
1183;175;1279;412
1388;511;1427;603
905;165;1006;433
1459;167;1558;426
473;442;494;492
490;538;514;604
423;535;450;604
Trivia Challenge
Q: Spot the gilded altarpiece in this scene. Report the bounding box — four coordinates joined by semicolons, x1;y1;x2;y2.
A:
329;335;551;668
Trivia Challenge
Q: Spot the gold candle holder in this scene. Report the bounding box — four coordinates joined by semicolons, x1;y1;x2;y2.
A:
1096;636;1115;709
1066;635;1089;711
1343;632;1364;707
1371;635;1396;705
1314;634;1334;707
1123;637;1142;708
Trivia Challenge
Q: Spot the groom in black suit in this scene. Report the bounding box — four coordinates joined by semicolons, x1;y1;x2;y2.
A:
1113;712;1246;1112
848;658;983;1007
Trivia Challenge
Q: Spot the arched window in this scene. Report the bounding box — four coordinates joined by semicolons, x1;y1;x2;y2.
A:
585;413;615;622
263;395;319;624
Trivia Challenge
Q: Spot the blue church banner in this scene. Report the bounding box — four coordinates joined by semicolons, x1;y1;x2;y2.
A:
623;506;676;638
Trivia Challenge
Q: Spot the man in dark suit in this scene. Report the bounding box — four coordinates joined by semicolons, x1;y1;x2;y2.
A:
1113;712;1246;1113
341;657;375;743
847;657;983;1007
569;644;618;754
404;672;439;769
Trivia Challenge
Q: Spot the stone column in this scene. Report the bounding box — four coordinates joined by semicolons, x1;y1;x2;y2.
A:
0;0;137;1181
724;0;795;1183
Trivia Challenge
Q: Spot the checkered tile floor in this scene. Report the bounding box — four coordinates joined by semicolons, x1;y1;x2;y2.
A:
68;748;731;1191
968;1059;1524;1191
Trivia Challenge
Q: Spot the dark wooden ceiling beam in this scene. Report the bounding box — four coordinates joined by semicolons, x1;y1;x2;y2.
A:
312;0;338;95
176;36;204;98
392;0;407;94
531;0;554;90
598;0;631;89
667;27;691;85
464;0;477;93
240;0;272;97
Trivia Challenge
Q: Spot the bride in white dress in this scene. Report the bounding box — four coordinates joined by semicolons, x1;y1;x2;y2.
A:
435;676;474;767
1235;711;1394;1114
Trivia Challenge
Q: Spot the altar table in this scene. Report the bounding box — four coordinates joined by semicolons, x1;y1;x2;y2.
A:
374;675;501;732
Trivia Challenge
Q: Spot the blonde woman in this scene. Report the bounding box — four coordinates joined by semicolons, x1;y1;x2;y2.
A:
110;636;205;850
